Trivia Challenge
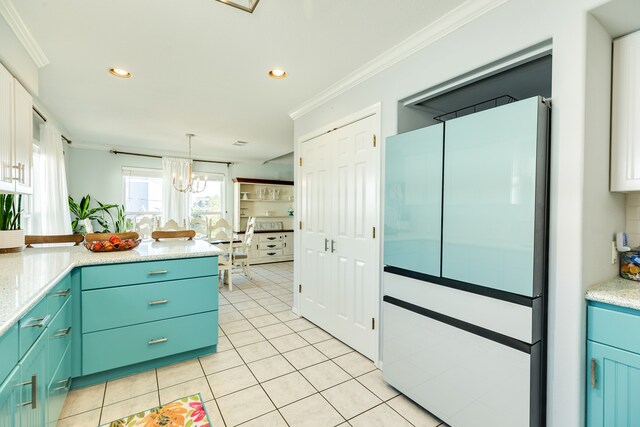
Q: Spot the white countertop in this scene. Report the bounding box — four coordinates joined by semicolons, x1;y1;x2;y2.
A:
585;276;640;311
0;240;221;336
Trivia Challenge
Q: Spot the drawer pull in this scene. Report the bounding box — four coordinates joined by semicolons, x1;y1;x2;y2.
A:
53;377;71;391
148;270;169;275
54;327;72;337
591;358;597;389
267;252;276;256
266;237;276;240
148;337;168;345
22;315;51;329
17;375;37;409
52;289;71;298
148;299;169;306
267;244;276;248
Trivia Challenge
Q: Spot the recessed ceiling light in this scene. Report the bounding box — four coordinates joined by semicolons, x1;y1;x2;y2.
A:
268;69;287;79
234;141;249;146
109;67;132;78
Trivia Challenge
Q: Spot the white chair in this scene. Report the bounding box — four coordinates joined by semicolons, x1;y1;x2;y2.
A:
233;216;255;278
157;219;186;231
134;215;156;239
210;218;235;291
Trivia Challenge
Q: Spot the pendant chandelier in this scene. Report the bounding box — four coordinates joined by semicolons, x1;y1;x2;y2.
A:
173;133;207;193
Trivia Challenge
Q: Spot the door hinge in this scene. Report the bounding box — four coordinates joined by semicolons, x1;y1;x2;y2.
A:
371;318;375;330
372;227;376;238
299;157;302;166
299;221;302;230
373;134;376;148
299;284;302;293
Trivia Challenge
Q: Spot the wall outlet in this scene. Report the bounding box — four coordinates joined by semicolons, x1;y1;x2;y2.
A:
612;241;619;265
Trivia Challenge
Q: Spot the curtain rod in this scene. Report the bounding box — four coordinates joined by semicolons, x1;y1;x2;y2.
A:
109;149;233;166
32;106;72;144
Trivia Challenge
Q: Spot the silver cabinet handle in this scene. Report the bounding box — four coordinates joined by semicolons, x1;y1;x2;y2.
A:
20;163;25;184
17;375;37;409
148;299;169;306
22;315;50;328
52;289;71;298
324;238;329;251
148;270;168;275
52;377;71;391
11;164;20;181
148;337;168;345
591;358;597;389
54;327;72;337
331;240;336;253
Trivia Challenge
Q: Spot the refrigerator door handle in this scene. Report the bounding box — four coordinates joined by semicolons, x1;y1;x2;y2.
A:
331;240;336;253
324;238;329;252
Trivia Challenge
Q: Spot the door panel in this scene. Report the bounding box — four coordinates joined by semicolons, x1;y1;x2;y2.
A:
299;114;379;360
587;340;640;427
383;124;443;276
442;97;545;297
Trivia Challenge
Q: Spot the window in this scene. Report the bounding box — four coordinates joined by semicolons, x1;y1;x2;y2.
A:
121;167;225;224
190;173;225;224
122;167;163;220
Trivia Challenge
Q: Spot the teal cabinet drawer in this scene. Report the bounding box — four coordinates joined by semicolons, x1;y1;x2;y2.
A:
588;304;640;354
81;256;218;290
47;274;72;316
47;346;72;427
82;276;218;333
47;298;72;380
82;310;218;375
0;324;18;384
18;297;51;358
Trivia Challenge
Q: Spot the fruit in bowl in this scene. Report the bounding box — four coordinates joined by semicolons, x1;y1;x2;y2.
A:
85;235;141;252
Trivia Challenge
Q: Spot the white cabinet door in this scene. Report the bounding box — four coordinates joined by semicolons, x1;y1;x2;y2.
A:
0;63;14;193
13;79;32;194
611;30;640;192
299;114;379;360
283;233;293;256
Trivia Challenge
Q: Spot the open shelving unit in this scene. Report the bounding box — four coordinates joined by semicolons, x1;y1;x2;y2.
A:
233;178;295;232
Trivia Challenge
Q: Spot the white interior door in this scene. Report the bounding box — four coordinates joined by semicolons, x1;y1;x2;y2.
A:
330;115;378;358
299;113;379;360
299;131;333;331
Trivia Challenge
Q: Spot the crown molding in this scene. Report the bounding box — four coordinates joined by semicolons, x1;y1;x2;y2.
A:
0;0;49;68
288;0;509;120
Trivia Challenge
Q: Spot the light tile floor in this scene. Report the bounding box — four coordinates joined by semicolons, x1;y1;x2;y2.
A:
58;262;447;427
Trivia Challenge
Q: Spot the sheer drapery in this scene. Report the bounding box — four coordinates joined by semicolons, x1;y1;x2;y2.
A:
32;122;72;234
162;157;190;225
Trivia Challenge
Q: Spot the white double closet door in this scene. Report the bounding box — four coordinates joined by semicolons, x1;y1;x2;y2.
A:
299;114;379;360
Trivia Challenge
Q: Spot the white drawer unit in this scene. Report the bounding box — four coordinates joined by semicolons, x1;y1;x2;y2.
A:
246;232;293;264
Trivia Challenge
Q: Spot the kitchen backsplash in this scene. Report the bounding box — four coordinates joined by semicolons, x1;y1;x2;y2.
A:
626;194;640;248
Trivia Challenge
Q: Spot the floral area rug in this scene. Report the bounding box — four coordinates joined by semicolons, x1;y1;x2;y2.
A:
100;393;211;427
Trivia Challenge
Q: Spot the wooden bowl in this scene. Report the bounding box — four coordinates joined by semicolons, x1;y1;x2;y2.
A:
84;238;141;252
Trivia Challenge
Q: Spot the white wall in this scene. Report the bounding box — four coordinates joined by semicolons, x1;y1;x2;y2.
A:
67;146;293;222
292;0;621;425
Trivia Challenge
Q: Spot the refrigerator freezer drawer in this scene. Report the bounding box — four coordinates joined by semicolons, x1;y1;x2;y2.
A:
383;272;542;344
382;300;541;427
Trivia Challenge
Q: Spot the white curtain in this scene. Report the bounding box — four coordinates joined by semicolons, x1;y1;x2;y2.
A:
162;157;191;225
32;123;72;235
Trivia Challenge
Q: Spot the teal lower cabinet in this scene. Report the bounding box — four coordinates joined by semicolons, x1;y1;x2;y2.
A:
75;256;219;387
0;366;20;426
47;347;72;427
17;334;48;427
587;302;640;426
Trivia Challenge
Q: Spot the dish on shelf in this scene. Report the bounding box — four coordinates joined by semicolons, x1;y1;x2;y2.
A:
85;235;141;252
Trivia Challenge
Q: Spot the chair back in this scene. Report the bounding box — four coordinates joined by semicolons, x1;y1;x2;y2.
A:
134;216;156;239
157;219;186;231
189;217;208;238
151;230;196;241
244;217;256;248
25;234;84;248
211;227;233;267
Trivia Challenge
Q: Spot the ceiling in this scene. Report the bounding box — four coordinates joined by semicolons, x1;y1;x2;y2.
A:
9;0;467;163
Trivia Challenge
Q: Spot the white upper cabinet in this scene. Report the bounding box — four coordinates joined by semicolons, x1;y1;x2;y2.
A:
0;62;33;194
611;30;640;192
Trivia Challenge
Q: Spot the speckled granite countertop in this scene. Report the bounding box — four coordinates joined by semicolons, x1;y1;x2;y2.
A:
0;240;221;336
586;276;640;311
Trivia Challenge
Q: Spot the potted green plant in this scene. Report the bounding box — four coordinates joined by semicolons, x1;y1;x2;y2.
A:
0;193;24;252
68;195;116;234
